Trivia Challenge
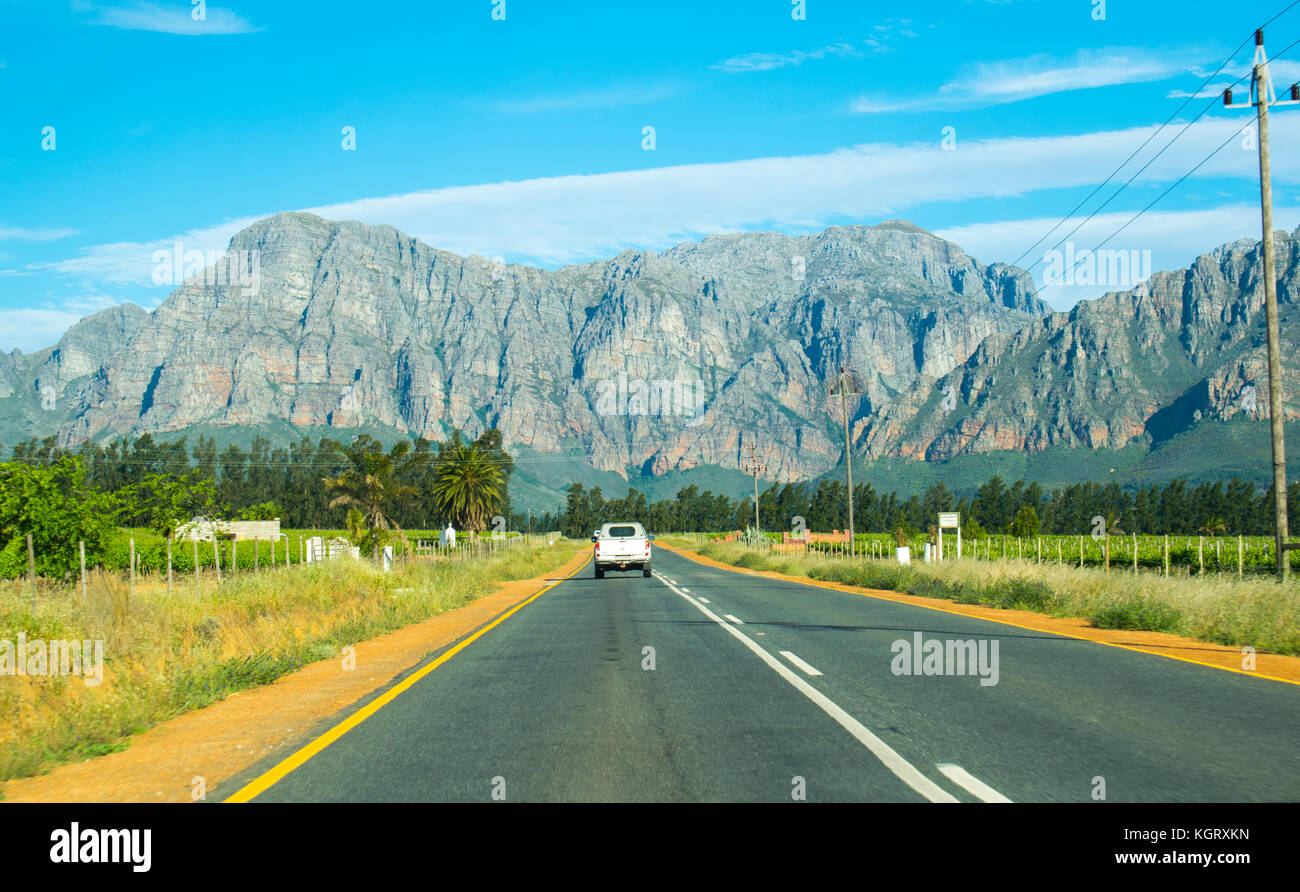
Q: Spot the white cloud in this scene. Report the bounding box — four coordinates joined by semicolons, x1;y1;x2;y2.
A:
88;2;260;36
712;42;862;73
937;205;1300;309
31;115;1300;292
492;81;686;114
0;295;142;354
0;227;78;242
853;47;1198;114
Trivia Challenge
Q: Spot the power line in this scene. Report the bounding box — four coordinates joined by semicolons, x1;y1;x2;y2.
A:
1006;34;1260;271
1009;2;1300;282
1036;32;1300;294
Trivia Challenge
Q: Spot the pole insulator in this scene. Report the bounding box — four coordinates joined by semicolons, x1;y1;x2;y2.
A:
1224;88;1234;106
1292;83;1299;101
1256;28;1264;46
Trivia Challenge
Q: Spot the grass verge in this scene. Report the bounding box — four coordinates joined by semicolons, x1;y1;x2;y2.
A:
0;539;581;783
668;539;1300;657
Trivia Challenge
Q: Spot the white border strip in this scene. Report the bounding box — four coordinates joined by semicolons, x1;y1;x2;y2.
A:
779;650;824;677
936;763;1013;803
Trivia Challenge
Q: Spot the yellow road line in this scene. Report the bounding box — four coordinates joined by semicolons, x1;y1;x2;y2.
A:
662;545;1299;688
224;556;590;802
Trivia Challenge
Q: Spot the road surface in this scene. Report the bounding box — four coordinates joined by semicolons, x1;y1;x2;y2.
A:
239;548;1300;802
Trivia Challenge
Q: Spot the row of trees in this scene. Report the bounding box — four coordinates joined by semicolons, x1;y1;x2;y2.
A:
6;430;512;530
561;475;1300;538
1;431;512;574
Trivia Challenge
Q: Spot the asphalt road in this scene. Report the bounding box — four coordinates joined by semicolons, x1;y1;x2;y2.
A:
247;547;1300;802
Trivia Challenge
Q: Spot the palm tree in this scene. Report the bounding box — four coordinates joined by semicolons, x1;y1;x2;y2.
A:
1199;517;1227;539
322;436;422;555
431;445;504;532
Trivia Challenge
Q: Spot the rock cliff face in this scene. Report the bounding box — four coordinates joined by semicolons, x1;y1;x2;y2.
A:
862;228;1300;460
2;213;1294;486
0;213;1048;480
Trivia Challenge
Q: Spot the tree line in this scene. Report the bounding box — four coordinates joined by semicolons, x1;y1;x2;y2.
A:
1;430;514;576
561;475;1300;539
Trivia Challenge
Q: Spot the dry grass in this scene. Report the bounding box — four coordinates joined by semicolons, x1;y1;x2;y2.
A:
0;540;581;784
681;540;1300;657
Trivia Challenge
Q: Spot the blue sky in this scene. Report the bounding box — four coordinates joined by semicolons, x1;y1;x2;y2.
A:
3;0;1300;351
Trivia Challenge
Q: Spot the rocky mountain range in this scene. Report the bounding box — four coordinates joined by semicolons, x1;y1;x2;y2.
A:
2;212;1297;506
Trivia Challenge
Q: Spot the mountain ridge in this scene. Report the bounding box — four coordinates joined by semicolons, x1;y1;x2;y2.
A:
1;213;1296;512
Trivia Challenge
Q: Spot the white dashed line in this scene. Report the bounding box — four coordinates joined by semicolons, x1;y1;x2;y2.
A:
936;764;1013;803
697;597;710;604
723;614;744;625
652;571;957;803
779;650;823;676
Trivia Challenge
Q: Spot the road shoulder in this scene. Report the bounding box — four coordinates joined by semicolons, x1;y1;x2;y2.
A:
661;545;1300;686
1;550;591;803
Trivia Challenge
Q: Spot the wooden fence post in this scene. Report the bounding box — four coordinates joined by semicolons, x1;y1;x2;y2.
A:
1238;535;1244;579
194;538;200;598
167;537;173;596
1198;537;1204;576
213;537;222;583
1164;534;1169;577
26;532;36;606
79;540;87;603
129;537;136;600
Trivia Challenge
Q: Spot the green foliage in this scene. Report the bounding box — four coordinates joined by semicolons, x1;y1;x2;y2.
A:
741;525;770;549
322;435;425;555
1090;600;1183;632
1007;505;1040;538
892;523;917;548
0;458;116;578
116;470;221;537
432;444;505;532
237;501;282;521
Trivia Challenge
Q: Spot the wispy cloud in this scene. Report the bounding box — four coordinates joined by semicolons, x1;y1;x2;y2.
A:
492;81;686;114
1170;60;1300;99
936;204;1300;307
712;42;862;74
713;21;920;74
0;226;78;242
0;295;139;354
85;2;261;36
853;47;1196;114
32;115;1300;289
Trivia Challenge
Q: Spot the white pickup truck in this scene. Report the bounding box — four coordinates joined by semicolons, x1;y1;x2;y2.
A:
591;522;654;578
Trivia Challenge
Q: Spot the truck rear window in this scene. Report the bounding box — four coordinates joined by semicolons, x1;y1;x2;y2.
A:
607;526;638;538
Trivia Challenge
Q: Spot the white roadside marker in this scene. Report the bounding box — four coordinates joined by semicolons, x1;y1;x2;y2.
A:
723;614;744;624
697;597;710;604
936;764;1013;803
651;572;957;803
779;650;823;677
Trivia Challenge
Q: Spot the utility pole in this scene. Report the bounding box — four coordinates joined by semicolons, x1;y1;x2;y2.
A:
1226;29;1300;581
830;367;862;555
743;443;765;537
